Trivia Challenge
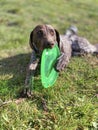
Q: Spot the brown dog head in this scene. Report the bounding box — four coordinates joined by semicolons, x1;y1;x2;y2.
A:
29;25;60;53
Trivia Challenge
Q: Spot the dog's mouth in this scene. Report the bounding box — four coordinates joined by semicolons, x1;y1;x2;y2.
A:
50;43;55;48
45;43;55;49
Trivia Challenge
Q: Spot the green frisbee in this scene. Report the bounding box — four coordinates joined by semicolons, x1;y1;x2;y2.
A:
41;44;60;88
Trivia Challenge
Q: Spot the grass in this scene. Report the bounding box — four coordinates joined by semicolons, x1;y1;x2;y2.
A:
0;0;98;129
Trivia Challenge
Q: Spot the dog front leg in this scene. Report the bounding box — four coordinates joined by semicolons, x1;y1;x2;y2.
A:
24;52;39;97
56;41;72;72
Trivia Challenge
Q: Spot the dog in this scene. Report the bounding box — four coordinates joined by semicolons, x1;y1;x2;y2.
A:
23;24;98;97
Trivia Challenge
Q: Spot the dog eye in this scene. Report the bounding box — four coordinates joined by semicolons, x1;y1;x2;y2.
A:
49;29;54;36
37;30;43;37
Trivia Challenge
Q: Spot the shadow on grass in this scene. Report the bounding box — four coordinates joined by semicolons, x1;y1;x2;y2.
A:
0;53;42;99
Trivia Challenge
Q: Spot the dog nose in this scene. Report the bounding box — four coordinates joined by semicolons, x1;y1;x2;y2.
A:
45;41;54;48
47;41;51;46
46;41;51;47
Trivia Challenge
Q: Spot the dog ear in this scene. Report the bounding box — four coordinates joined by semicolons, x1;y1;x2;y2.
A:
55;29;60;48
29;30;34;50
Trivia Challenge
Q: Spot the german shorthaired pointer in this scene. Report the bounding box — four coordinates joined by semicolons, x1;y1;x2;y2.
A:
23;24;98;97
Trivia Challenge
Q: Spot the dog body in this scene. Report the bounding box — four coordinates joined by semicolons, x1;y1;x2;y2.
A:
24;24;98;97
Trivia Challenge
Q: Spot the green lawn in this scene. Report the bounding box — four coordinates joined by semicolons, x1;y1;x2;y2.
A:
0;0;98;130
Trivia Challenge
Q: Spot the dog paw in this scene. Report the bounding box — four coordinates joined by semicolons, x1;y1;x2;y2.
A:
56;61;66;72
20;87;33;98
55;54;68;72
